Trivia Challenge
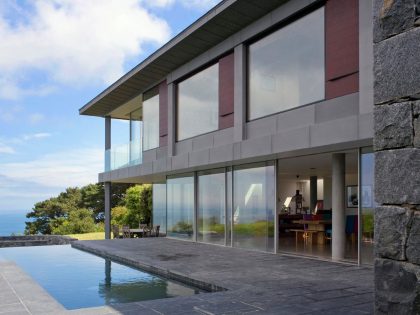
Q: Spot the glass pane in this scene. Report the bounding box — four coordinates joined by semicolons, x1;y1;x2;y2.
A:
233;163;275;252
143;93;159;151
226;168;232;246
130;109;142;165
166;175;194;240
177;64;219;141
197;170;225;245
248;7;325;120
152;184;167;235
360;150;376;264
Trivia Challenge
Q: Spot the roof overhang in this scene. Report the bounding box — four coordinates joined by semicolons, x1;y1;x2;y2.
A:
79;0;288;117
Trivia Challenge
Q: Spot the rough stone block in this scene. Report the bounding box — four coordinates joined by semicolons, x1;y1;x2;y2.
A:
414;118;420;148
373;0;416;43
374;102;413;150
375;258;420;314
375;149;420;204
413;100;420;116
375;206;412;260
374;27;420;104
407;211;420;265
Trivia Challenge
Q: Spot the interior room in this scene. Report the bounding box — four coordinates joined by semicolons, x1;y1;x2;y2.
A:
277;151;359;262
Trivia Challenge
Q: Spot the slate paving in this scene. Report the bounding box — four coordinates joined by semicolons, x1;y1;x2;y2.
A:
70;238;374;314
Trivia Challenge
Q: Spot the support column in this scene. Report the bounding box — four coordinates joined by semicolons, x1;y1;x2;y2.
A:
234;44;246;142
167;83;175;157
105;116;111;171
104;181;111;239
310;176;318;213
332;153;345;261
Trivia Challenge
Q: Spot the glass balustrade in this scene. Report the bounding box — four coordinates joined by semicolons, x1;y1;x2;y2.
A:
104;140;142;172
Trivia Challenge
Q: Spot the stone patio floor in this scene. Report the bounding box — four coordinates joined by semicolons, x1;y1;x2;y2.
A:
0;238;374;314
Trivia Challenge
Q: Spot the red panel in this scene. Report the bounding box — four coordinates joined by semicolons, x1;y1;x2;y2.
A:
219;113;234;130
159;134;168;147
159;80;168;143
326;72;359;100
219;53;234;121
325;0;359;99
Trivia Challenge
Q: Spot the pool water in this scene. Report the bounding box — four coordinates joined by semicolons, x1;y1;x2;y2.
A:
0;245;200;310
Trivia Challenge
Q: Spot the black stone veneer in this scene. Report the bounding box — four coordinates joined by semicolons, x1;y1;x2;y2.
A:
374;1;420;313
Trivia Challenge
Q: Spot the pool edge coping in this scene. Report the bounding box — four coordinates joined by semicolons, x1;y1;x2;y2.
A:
71;241;228;294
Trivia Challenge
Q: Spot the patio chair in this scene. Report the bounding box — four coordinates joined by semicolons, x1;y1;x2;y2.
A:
112;225;123;239
143;225;151;238
151;225;160;237
122;225;131;238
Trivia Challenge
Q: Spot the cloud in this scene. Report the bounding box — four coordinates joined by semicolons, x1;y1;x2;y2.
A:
29;113;45;124
143;0;220;10
0;0;171;99
0;104;23;123
0;147;103;188
22;132;51;141
0;144;15;154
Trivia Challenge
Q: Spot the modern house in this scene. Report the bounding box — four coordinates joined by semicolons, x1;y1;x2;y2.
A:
79;0;375;265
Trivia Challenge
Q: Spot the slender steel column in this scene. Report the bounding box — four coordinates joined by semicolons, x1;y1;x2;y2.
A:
332;153;345;261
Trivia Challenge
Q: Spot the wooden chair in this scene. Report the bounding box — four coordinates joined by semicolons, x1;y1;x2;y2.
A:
122;225;131;238
151;225;160;237
112;225;122;239
143;225;151;238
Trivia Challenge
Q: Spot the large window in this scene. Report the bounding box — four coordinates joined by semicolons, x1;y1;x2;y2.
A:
177;64;219;141
152;184;166;235
130;109;142;165
166;175;194;240
197;170;225;245
143;88;159;151
248;7;325;120
233;163;275;252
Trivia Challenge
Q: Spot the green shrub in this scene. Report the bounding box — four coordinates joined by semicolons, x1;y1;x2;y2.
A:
52;208;96;235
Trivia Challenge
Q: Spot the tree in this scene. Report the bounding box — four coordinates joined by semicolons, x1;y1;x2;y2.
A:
52;208;96;235
123;184;152;227
111;206;128;226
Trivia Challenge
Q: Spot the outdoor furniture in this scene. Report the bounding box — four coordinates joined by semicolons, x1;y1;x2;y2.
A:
151;225;160;237
129;228;144;238
112;225;123;239
122;225;131;238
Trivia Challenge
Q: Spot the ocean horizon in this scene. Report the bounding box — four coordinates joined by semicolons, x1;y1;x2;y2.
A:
0;210;30;236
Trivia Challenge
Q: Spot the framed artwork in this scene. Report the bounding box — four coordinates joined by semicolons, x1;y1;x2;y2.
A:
361;185;373;208
347;185;358;208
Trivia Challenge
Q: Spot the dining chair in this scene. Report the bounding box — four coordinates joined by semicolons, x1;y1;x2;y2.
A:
112;225;122;239
122;225;131;238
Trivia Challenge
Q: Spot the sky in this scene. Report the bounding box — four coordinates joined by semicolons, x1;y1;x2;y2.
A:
0;0;220;212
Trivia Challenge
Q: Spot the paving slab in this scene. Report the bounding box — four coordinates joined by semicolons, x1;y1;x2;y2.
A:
70;238;374;314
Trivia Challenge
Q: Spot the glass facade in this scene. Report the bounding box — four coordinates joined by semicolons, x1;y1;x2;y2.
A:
233;163;275;252
152;184;167;235
166;175;194;240
143;89;159;151
248;7;325;120
130;109;142;165
177;64;219;141
360;149;376;264
197;170;225;245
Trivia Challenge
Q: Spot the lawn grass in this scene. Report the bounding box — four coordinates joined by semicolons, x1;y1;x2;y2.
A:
66;232;105;240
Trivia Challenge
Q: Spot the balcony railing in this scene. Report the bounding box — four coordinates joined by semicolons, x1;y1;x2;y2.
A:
105;140;142;172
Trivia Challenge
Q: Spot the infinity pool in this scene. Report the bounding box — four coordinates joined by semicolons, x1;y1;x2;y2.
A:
0;245;200;309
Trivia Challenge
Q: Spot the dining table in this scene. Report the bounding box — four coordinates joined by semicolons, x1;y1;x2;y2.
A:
129;228;145;238
292;220;332;245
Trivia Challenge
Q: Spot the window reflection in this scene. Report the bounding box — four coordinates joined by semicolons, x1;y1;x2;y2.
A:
152;184;167;235
177;64;219;141
233;163;275;252
197;170;225;245
248;7;325;120
143;88;159;151
166;175;194;240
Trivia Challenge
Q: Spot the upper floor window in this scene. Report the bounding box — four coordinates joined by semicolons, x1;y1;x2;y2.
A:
177;63;219;141
143;87;159;151
248;7;325;121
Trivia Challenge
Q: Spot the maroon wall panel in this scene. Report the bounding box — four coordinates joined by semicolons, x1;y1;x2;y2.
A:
326;72;359;100
325;0;359;99
159;80;168;147
219;53;234;129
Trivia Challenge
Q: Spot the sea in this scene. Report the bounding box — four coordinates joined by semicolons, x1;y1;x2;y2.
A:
0;210;29;236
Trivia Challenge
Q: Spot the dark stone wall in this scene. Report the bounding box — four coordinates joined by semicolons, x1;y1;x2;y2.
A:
374;1;420;314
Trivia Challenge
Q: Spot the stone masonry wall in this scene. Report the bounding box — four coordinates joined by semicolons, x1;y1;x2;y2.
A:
374;1;420;314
